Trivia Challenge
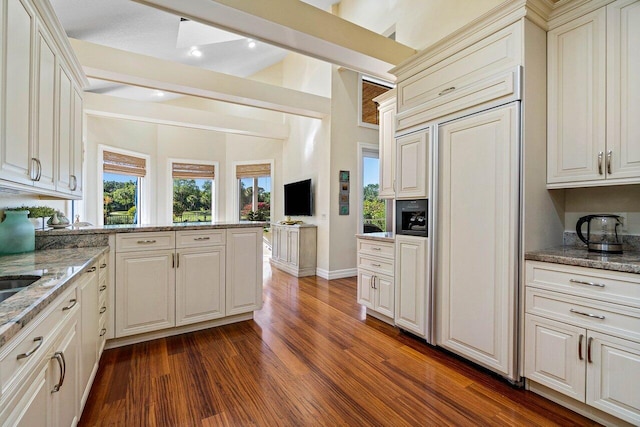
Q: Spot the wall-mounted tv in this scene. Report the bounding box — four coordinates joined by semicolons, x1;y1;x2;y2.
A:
284;179;313;216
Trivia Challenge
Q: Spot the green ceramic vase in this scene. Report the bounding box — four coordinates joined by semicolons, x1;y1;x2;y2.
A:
0;210;35;255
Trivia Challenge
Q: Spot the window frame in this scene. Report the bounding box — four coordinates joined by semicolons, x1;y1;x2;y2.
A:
98;145;150;226
233;159;274;223
167;158;219;224
357;142;392;234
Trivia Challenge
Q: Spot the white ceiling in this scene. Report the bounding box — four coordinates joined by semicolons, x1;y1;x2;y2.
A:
51;0;340;102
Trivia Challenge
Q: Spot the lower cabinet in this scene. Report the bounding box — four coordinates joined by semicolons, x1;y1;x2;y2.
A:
394;235;428;337
356;237;395;323
226;227;263;315
50;312;80;427
78;264;99;409
270;224;317;277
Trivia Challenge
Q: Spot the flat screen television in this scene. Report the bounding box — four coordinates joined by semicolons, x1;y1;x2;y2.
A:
284;179;313;216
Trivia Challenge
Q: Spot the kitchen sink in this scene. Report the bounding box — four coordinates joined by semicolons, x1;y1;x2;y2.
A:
0;275;41;303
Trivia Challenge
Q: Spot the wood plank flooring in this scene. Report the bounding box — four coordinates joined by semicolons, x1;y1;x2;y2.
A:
79;259;598;426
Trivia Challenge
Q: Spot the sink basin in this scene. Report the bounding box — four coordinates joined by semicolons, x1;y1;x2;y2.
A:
0;275;41;303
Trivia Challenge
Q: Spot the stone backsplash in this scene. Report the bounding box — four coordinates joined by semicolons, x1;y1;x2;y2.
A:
36;232;109;250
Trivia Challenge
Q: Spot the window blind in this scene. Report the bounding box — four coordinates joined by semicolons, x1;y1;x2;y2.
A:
103;151;146;177
172;162;215;180
236;163;271;179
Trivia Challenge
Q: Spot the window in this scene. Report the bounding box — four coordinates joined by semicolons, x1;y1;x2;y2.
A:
171;161;215;223
358;74;393;129
236;162;272;222
358;144;391;233
102;150;146;225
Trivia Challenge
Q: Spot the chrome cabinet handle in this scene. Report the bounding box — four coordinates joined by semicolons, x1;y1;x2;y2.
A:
172;253;175;269
587;337;594;363
371;263;381;267
36;159;42;181
578;334;584;361
193;237;210;241
607;150;612;174
31;158;42;181
100;328;107;337
51;351;66;393
86;267;97;273
176;253;180;268
100;263;107;269
30;158;37;181
70;175;77;191
137;240;157;244
371;247;381;251
570;309;605;320
62;299;77;311
369;276;373;289
598;152;603;175
99;284;107;292
570;279;605;288
99;306;107;314
17;336;44;360
438;86;456;96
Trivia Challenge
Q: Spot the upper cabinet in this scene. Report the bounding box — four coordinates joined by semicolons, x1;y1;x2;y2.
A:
375;90;396;200
395;128;430;200
0;0;88;199
547;0;640;188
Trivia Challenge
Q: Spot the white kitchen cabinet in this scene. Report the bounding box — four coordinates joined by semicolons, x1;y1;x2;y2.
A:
115;249;175;338
97;254;109;356
78;264;99;411
270;223;317;277
395;129;429;200
226;228;263;315
175;244;225;326
7;364;49;427
436;104;519;379
394;235;428;337
50;311;80;427
356;237;395;322
56;64;73;196
70;86;83;197
548;0;640;187
374;90;396;199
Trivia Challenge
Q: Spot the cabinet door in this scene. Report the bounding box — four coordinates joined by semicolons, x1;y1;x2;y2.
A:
378;101;396;199
374;274;394;319
357;270;375;310
277;227;288;263
34;26;56;191
587;331;640;424
288;229;299;267
115;250;175;337
176;247;225;326
395;235;427;337
71;87;83;196
271;226;280;260
524;314;586;402
606;0;640;180
436;104;519;379
78;268;99;409
396;129;429;199
0;0;34;186
547;8;607;184
56;65;73;195
3;364;50;427
50;314;80;427
226;228;263;315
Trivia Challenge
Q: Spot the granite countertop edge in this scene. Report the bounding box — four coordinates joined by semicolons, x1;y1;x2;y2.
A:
355;232;395;242
0;246;109;349
35;221;267;236
525;246;640;275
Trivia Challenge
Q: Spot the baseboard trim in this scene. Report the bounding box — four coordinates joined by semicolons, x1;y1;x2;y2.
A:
316;268;357;280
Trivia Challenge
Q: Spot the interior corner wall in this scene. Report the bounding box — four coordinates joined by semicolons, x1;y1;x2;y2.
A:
328;67;378;273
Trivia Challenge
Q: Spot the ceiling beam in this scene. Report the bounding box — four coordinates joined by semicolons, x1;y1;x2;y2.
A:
83;92;290;140
70;38;331;119
132;0;416;82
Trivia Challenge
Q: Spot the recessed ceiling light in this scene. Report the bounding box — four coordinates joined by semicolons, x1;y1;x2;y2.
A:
156;91;165;97
189;47;203;57
248;40;256;49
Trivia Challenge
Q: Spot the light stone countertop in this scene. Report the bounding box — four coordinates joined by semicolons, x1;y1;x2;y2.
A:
355;232;395;243
0;247;109;349
525;246;640;275
35;221;267;236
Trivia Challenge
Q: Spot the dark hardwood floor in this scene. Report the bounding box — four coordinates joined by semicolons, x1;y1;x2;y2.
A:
79;257;598;426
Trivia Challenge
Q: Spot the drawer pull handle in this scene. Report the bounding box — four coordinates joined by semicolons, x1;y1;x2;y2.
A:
587;337;594;364
62;299;77;311
194;237;210;241
438;86;456;96
137;240;157;244
99;306;107;314
86;267;97;273
99;284;107;292
578;334;584;360
570;309;605;320
17;336;44;360
570;279;605;288
371;263;381;267
100;328;107;337
51;351;66;393
100;263;107;269
371;247;381;251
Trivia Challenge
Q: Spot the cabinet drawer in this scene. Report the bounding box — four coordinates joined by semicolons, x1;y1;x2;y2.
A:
98;253;108;280
526;261;640;308
397;21;521;116
0;285;77;396
357;239;394;259
176;229;225;248
396;68;519;131
526;288;640;343
357;254;394;276
116;231;175;252
98;274;107;307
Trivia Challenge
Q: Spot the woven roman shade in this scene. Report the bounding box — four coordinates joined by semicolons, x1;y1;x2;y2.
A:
236;163;271;179
103;151;146;177
172;162;215;179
